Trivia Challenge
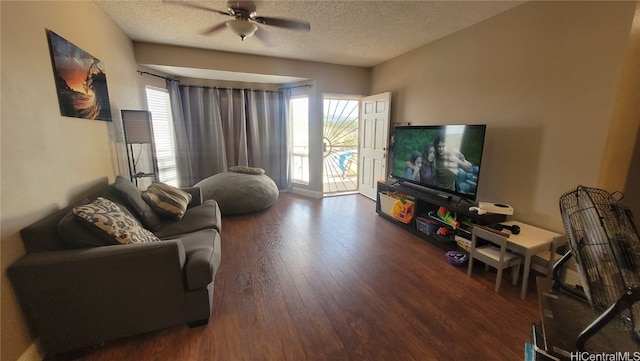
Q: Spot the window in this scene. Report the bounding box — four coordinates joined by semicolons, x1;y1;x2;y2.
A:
289;96;309;184
145;86;178;186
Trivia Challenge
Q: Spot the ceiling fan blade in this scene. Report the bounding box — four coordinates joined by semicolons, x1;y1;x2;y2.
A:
202;22;228;36
171;2;230;16
254;28;277;47
253;16;310;31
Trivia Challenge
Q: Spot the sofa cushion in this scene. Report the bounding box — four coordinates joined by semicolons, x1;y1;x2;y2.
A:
154;200;222;239
20;202;83;253
180;187;203;208
142;182;192;220
111;176;163;231
168;229;219;290
58;208;120;249
73;197;160;244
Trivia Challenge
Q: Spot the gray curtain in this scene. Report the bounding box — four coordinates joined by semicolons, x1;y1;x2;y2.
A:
169;85;290;189
246;90;290;190
179;86;228;184
217;88;248;167
166;79;193;187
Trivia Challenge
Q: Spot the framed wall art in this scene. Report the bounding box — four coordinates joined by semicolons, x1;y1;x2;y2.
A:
46;29;112;121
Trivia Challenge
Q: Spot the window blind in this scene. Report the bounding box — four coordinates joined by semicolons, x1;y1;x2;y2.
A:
145;86;178;186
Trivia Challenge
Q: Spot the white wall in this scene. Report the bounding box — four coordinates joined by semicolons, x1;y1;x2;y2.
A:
371;1;638;232
1;2;143;360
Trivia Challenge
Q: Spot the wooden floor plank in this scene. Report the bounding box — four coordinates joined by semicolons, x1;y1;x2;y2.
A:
53;193;540;361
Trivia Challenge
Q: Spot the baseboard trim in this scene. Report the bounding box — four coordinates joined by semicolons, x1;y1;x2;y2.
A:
290;187;323;199
17;342;42;361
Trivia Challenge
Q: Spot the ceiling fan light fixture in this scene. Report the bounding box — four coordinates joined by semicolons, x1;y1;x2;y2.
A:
226;19;258;41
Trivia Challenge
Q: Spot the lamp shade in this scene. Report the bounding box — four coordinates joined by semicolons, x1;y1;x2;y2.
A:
226;19;258;40
122;110;153;143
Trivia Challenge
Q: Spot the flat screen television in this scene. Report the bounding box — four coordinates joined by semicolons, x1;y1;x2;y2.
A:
391;124;487;201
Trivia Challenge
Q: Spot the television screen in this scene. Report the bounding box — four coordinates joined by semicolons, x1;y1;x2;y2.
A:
391;124;487;201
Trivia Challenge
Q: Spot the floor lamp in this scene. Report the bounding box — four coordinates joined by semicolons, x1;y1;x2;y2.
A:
121;110;159;188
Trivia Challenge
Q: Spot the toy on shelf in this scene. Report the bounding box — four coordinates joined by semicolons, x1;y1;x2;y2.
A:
391;197;414;224
437;206;459;228
379;191;415;224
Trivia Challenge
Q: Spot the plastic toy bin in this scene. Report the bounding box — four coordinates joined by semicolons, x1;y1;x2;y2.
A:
416;217;438;235
379;192;415;224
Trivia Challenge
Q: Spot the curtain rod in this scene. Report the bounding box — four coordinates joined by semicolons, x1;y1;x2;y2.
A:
180;84;283;93
179;83;312;91
137;70;311;91
137;71;179;82
278;84;313;91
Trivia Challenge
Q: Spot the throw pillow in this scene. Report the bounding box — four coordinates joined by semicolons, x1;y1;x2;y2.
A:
110;176;163;231
73;197;160;244
142;182;192;220
58;201;120;249
229;165;265;175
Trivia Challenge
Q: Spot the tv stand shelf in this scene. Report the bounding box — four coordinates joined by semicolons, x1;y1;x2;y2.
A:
376;181;506;249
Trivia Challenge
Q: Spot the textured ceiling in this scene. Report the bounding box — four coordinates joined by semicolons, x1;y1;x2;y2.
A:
95;0;524;79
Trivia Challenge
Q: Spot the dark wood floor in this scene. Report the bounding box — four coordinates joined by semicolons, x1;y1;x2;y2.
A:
66;193;541;360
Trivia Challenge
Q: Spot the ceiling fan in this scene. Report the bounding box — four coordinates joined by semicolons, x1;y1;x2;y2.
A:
175;1;311;45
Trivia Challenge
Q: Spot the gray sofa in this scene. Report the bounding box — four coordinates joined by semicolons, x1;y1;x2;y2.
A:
7;176;222;356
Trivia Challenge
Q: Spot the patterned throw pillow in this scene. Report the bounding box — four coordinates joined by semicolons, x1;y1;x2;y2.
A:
142;182;192;220
73;197;160;244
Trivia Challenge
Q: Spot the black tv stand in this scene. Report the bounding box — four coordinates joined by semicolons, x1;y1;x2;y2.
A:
455;197;474;207
376;181;506;250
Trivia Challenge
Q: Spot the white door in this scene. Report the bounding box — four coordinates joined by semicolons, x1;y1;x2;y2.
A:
359;92;391;200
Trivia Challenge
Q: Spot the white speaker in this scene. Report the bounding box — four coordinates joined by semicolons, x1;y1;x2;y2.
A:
478;202;514;215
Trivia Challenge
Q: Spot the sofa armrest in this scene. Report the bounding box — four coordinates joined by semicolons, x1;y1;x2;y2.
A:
7;241;188;354
182;187;203;207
